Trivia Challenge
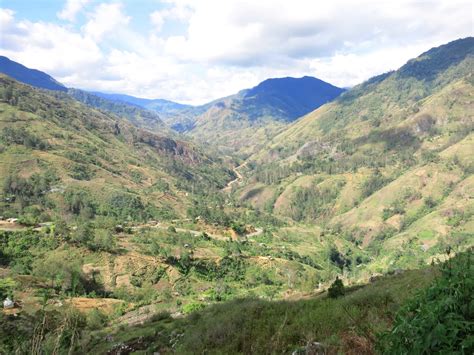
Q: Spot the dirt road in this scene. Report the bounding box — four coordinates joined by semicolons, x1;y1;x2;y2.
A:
223;162;247;193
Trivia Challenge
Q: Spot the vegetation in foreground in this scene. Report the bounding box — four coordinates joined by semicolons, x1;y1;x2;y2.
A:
2;250;470;354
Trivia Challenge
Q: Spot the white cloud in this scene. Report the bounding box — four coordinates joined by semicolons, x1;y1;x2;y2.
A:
150;11;165;32
57;0;90;22
163;0;473;66
0;9;102;76
150;3;192;32
0;1;473;104
307;44;435;88
82;3;130;42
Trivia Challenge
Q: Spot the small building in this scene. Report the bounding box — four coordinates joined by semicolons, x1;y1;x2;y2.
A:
3;297;14;309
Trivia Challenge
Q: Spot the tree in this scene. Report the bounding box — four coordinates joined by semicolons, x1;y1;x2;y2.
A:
231;221;246;235
33;250;84;294
70;223;94;246
328;276;345;298
0;278;17;299
90;229;116;252
329;247;346;271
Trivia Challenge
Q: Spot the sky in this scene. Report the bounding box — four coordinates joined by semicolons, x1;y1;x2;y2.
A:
0;0;472;104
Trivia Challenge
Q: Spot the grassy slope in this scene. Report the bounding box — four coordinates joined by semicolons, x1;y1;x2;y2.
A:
186;101;288;157
67;88;171;134
235;39;474;269
0;75;234;218
85;261;439;354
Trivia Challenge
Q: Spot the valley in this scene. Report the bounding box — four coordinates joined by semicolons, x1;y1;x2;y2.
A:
0;36;472;354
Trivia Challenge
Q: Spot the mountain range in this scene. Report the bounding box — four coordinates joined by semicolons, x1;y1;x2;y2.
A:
0;58;345;155
0;37;472;354
90;91;192;120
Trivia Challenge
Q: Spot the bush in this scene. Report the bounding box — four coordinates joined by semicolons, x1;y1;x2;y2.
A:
64;188;97;218
70;163;94;181
231;221;246;235
0;277;17;299
361;169;390;199
328;277;345;298
32;249;85;294
379;251;474;353
86;309;108;330
424;196;438;209
90;229;116;252
183;302;206;314
106;193;148;221
0;127;49;150
3;171;58;207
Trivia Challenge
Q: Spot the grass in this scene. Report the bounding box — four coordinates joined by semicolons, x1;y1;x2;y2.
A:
85;264;438;354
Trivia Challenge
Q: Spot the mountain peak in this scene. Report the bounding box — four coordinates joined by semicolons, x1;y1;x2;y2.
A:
243;75;345;121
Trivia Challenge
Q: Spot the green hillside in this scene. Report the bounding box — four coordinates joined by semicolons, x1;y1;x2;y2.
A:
82;251;471;354
235;38;474;270
67;88;170;134
0;75;234;223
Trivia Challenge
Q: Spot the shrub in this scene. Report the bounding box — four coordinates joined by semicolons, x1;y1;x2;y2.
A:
361;169;390;199
0;127;49;150
64;188;97;218
3;171;58;207
382;199;406;220
32;249;85;294
90;229;116;252
0;277;17;299
70;163;94;181
86;309;108;330
328;276;345;298
183;302;206;314
379;251;474;353
149;311;171;322
106;193;147;221
231;221;246;235
424;196;438;209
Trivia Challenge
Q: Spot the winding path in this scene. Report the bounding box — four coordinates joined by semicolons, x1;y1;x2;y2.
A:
223;162;247;193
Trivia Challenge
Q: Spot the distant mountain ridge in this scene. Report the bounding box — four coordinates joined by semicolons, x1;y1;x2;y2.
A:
90;92;192;120
162;76;346;155
91;76;345;132
68;89;168;132
0;56;345;152
0;56;169;132
0;56;67;92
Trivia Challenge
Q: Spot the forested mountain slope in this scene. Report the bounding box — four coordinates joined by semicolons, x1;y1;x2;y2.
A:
68;88;169;133
236;37;474;269
0;75;234;222
90;91;192;121
0;57;171;133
